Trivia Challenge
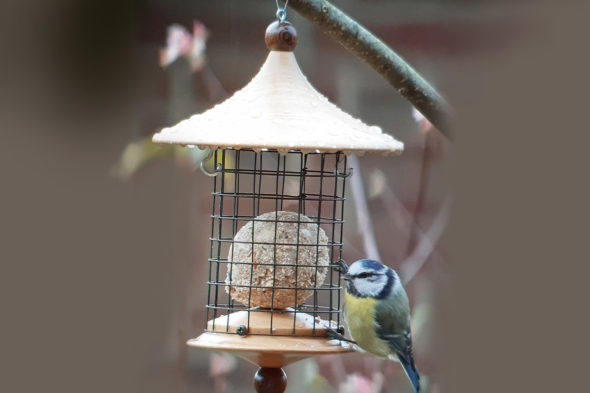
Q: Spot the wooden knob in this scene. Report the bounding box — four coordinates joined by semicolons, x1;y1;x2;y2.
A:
265;21;297;51
254;367;287;393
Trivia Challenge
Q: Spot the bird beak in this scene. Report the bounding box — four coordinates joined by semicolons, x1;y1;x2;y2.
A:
342;274;351;282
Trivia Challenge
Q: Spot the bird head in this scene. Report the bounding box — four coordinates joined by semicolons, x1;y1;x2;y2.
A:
343;259;395;299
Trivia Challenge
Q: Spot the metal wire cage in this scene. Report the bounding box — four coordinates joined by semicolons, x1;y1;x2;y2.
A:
204;148;350;338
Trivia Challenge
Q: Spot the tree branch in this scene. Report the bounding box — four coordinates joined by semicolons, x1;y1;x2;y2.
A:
349;155;381;262
287;0;452;139
400;195;451;285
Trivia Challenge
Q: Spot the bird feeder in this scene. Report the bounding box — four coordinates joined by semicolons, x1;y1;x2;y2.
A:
153;19;403;393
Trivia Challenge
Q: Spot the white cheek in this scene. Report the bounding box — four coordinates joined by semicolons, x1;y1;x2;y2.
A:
354;278;385;297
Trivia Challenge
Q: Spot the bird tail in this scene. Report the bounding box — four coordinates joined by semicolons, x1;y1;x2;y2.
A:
399;357;420;393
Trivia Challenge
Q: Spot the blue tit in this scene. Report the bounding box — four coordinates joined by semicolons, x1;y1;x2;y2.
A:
343;259;420;393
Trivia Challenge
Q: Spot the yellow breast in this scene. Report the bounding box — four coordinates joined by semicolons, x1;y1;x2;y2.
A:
344;292;391;358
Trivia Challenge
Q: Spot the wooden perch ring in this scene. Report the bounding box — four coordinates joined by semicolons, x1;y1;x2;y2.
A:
265;21;297;51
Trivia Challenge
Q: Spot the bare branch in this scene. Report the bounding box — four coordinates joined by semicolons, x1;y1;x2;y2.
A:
369;167;446;268
400;196;451;285
349;155;381;262
287;0;452;139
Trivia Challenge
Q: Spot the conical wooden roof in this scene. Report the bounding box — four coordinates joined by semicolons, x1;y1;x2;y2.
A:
153;51;403;154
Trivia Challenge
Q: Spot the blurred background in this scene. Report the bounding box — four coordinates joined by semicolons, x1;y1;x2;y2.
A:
3;1;588;393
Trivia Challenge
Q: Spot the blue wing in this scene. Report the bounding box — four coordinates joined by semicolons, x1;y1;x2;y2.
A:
375;288;421;392
393;330;420;393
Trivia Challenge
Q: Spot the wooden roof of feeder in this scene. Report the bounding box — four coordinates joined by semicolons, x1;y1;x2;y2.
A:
152;23;404;155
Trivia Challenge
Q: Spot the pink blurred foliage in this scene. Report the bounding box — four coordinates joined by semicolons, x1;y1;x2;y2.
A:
316;355;346;387
209;352;237;393
159;20;209;71
209;352;237;377
339;372;385;393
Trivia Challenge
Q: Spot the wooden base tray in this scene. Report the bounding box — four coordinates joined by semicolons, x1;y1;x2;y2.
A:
187;310;353;368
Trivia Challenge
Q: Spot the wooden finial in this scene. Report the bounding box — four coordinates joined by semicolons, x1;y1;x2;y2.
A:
254;367;287;393
265;21;297;51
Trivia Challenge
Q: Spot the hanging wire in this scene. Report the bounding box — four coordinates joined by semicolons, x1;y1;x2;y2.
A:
275;0;289;23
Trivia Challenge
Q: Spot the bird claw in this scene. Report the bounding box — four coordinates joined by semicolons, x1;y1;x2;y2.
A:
333;259;349;274
326;327;357;344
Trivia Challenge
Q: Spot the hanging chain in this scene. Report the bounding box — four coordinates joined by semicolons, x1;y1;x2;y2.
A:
275;0;289;23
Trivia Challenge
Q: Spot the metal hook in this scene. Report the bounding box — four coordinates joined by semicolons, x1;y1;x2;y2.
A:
334;165;353;178
274;0;289;22
343;167;354;178
200;149;219;177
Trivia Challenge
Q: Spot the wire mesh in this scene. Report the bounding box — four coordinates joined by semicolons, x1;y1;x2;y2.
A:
205;148;349;337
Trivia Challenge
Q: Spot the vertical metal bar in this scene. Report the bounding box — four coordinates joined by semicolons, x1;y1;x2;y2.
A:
247;150;257;331
312;153;325;336
280;154;287;210
206;149;218;330
279;154;289;333
256;152;263;216
292;151;306;334
329;153;340;323
212;149;226;331
269;151;281;335
226;149;240;333
337;154;348;328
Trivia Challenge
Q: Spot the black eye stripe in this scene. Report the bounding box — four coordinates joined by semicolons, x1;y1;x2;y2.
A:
356;272;374;278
